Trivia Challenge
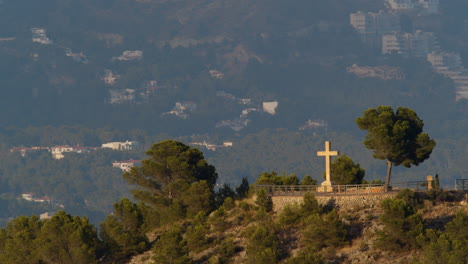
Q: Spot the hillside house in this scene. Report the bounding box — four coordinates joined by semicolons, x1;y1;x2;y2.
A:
109;89;136;104
102;70;120;85
102;140;139;150
209;70;224;79
50;146;97;159
163;101;197;119
21;193;52;203
65;49;88;63
112;160;141;172
263;101;279;115
190;141;233;151
112;50;143;61
31;27;52;44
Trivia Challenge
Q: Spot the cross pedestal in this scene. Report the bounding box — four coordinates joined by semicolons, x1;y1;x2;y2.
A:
317;141;339;192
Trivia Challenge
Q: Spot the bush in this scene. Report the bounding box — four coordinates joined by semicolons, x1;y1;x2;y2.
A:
246;225;280;264
217;237;239;264
279;203;302;226
301;210;347;251
396;189;423;209
255;189;273;212
152;226;192;264
376;198;425;251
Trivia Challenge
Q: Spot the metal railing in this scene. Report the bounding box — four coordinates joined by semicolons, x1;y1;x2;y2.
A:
455;179;468;191
254;184;389;196
254;179;468;197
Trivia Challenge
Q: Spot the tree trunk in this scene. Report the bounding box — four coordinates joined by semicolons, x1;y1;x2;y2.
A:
385;160;392;192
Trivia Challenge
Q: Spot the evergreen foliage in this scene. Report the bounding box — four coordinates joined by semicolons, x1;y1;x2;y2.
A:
418;211;468;264
246;224;280;264
301;210;347;250
301;175;317;185
376;198;425;251
235;177;250;199
215;184;236;208
123;140;217;221
99;198;149;262
152;227;192;264
328;155;365;184
356;106;436;188
255;171;300;185
0;211;99;264
255;188;273;212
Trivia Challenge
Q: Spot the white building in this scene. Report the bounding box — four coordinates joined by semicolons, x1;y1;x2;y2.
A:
263;101;278;115
113;160;141;172
109;89;136;104
163;101;197;119
31;27;53;44
102;70;120;85
112;50;143;61
102;140;139;150
50;146;96;159
209;70;224;79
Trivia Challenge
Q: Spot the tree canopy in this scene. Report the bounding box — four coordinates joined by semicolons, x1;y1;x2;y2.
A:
123;140;217;220
356;106;436;188
329;155;365;185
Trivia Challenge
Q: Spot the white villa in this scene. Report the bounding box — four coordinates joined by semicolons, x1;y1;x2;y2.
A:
102;140;139;151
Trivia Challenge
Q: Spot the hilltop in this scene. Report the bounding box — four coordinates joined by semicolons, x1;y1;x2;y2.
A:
125;190;468;264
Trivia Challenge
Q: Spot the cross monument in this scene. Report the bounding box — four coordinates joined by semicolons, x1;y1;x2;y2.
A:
317;141;339;186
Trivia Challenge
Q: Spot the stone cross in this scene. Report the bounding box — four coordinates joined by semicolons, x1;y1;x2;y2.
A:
317;141;339;186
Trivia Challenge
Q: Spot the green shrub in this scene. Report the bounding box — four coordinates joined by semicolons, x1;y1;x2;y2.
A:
246;225;280;264
255;189;273;212
376;198;425;251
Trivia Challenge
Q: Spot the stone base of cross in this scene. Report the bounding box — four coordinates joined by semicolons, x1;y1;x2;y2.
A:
317;141;339;192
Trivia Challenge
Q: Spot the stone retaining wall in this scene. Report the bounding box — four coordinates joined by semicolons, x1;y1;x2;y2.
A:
271;193;398;212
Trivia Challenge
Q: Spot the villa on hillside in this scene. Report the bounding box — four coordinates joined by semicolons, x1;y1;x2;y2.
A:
102;140;139;151
49;146;98;159
112;160;141;172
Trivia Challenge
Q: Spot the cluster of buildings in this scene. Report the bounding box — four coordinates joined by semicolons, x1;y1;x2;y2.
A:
112;159;141;172
350;0;468;100
31;28;53;45
21;193;52;203
189;141;233;151
215;100;278;131
102;69;163;104
10;140;139;160
350;10;439;56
